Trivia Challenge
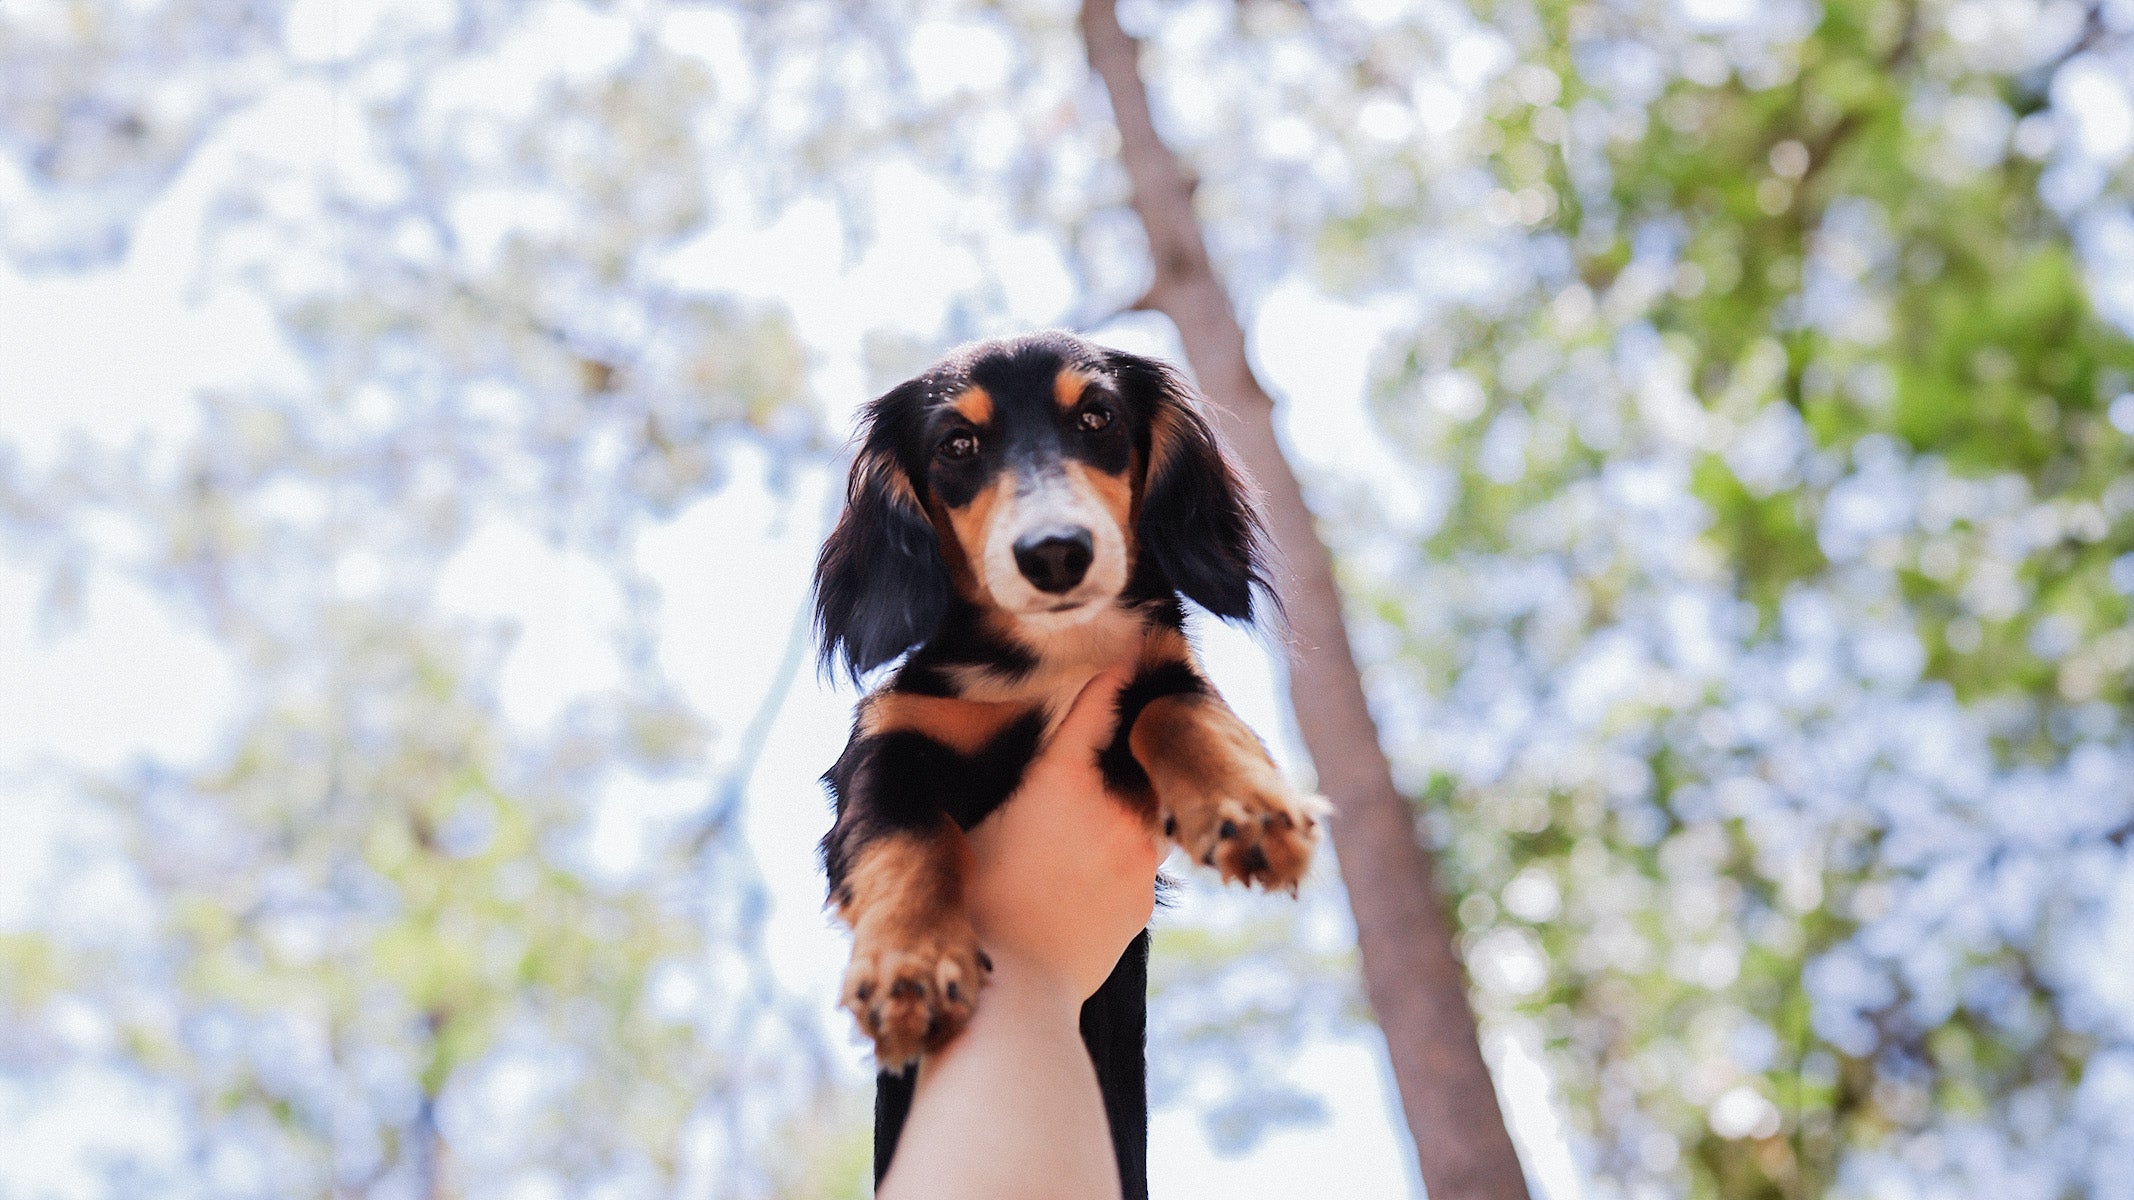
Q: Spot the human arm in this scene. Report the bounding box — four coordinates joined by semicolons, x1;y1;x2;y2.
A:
876;668;1162;1200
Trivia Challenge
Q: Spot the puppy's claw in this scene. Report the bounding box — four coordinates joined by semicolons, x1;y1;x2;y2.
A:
1167;790;1326;892
841;915;985;1069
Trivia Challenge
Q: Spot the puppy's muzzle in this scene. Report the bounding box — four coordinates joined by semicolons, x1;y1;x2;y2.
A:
1012;527;1094;594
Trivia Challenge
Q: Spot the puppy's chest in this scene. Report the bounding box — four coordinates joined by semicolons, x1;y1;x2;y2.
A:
855;693;1042;831
847;607;1163;830
946;604;1150;711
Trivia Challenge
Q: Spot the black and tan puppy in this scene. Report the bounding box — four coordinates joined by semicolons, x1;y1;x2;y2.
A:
814;332;1325;1179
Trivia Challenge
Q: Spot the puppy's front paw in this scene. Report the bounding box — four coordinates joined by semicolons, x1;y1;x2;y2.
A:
842;911;986;1069
1164;779;1327;892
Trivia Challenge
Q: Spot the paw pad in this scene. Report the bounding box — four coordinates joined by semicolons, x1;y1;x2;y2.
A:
841;919;985;1068
1165;790;1327;892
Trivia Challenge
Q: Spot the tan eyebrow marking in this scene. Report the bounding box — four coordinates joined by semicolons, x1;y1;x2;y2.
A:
1054;368;1092;411
950;386;993;425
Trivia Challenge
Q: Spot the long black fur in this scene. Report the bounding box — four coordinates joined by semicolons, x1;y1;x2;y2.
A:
1107;350;1269;624
814;379;953;678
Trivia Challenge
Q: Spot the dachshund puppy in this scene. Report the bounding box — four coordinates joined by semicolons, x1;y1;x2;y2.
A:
815;333;1328;1191
815;331;1326;1073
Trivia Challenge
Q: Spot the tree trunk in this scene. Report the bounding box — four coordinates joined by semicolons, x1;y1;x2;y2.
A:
1077;5;1533;1198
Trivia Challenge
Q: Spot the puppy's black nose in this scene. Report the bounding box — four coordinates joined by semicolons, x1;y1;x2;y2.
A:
1013;528;1093;594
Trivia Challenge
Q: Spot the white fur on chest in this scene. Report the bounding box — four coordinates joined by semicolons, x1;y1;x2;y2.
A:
947;603;1151;720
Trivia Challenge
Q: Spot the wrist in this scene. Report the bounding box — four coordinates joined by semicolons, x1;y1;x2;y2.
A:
912;950;1085;1075
967;949;1087;1020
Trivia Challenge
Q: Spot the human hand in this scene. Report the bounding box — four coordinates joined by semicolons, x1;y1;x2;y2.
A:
962;668;1163;1006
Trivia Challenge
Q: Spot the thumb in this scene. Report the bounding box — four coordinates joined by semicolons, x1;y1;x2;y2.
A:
1054;666;1134;753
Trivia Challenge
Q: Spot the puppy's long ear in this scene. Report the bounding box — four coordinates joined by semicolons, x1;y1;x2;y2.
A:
815;383;950;678
1110;351;1270;623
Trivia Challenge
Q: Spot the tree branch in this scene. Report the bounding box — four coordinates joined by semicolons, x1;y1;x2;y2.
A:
1078;4;1533;1198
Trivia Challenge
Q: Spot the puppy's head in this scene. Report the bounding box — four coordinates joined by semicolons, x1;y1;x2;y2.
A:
815;332;1267;678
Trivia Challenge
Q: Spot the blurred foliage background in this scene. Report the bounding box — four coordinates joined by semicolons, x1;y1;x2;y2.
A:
3;0;2132;1198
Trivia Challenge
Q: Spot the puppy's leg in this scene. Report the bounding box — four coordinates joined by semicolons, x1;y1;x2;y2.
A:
829;816;985;1069
1127;683;1325;891
825;698;1045;1067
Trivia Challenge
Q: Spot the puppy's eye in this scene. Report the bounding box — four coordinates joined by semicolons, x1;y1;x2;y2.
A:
1078;405;1114;433
938;430;979;461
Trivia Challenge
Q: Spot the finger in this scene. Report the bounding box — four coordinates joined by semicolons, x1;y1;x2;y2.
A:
1053;666;1134;753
